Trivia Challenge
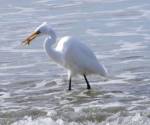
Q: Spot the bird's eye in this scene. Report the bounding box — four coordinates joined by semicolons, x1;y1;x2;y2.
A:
37;30;41;34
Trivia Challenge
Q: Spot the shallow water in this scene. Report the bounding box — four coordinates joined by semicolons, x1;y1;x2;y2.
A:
0;0;150;125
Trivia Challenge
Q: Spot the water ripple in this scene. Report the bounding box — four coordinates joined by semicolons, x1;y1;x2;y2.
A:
0;0;150;124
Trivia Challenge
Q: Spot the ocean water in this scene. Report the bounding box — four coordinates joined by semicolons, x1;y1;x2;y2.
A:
0;0;150;125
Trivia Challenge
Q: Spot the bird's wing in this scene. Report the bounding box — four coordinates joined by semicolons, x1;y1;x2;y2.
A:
63;37;107;77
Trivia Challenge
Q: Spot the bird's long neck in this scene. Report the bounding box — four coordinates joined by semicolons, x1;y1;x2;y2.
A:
44;30;63;65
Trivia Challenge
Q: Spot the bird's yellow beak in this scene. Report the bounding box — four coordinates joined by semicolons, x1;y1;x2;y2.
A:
22;31;40;45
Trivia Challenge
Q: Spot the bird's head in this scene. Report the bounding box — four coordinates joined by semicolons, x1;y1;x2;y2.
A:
22;22;51;45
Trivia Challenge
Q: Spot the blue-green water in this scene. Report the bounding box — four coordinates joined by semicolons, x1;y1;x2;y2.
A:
0;0;150;125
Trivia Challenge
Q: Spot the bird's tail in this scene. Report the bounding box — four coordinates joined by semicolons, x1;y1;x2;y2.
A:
99;66;124;81
99;64;109;78
98;64;124;81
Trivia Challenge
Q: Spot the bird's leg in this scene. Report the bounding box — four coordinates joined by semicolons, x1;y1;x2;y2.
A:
83;74;91;89
68;77;72;90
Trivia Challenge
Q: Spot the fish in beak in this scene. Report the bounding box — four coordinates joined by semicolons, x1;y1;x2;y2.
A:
22;31;40;45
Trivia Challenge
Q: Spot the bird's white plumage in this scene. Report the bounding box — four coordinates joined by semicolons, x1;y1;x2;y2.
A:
55;36;107;77
25;22;108;84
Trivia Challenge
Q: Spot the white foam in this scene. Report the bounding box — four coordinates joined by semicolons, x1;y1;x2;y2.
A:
117;71;136;80
119;42;146;51
0;48;44;53
120;58;144;64
35;80;48;88
86;29;141;37
11;113;150;125
80;0;127;3
11;116;57;125
102;113;150;125
0;64;35;70
0;92;10;98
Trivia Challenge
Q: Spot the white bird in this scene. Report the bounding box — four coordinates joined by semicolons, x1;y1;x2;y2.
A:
22;22;108;90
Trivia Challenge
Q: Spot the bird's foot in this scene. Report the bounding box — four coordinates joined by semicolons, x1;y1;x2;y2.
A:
87;86;91;90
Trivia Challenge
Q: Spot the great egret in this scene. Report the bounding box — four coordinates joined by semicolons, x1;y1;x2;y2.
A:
22;22;108;90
